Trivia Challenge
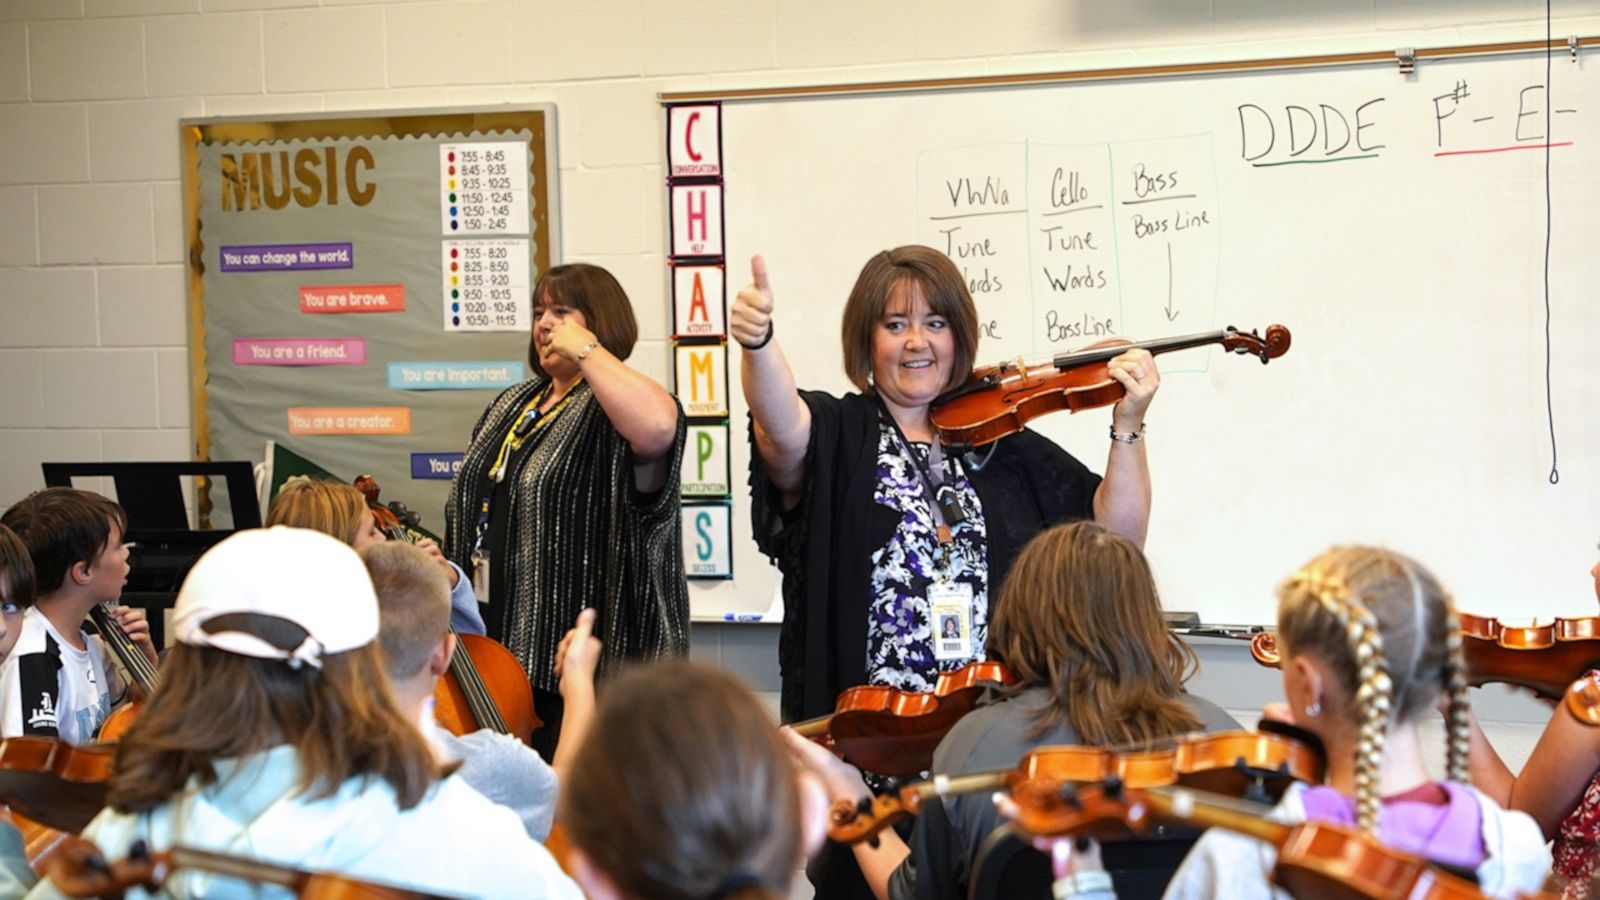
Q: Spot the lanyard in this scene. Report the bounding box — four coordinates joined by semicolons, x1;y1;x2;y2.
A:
475;380;580;552
878;399;966;545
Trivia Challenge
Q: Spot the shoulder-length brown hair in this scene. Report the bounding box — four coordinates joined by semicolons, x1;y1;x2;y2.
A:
561;660;800;900
987;521;1200;746
839;246;980;395
266;479;367;546
107;642;441;813
527;263;639;378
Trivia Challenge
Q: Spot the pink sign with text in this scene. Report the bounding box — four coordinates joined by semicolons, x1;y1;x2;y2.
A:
233;338;366;366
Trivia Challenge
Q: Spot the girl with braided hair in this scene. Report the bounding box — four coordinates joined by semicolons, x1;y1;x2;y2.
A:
1161;546;1549;899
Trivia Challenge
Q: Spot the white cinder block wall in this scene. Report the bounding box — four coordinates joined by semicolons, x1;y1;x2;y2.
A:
0;0;1586;785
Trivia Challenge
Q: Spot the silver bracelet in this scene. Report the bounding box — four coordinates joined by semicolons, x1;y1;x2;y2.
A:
574;341;600;363
1052;870;1114;899
1109;422;1146;444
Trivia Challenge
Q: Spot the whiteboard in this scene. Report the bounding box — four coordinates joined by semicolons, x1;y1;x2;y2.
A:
689;51;1599;625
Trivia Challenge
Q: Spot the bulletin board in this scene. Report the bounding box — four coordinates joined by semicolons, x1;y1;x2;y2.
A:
181;107;559;530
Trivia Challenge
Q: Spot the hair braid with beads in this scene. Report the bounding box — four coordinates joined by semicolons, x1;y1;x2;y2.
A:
1440;592;1472;784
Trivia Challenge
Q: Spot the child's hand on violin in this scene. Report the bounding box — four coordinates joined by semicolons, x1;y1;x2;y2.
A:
112;605;159;666
554;608;601;699
410;538;460;588
1107;348;1159;429
992;793;1107;876
780;725;872;806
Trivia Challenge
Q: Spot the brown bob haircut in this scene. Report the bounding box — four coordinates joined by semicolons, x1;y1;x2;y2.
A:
527;263;639;378
839;246;980;395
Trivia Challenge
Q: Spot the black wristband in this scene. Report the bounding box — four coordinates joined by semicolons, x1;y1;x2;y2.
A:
741;322;775;351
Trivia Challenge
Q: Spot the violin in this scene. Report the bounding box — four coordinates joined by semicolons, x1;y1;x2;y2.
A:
791;661;1019;778
354;475;542;744
45;835;448;899
827;726;1324;844
1251;613;1600;702
1009;779;1498;900
929;325;1291;449
1564;672;1600;727
0;738;112;833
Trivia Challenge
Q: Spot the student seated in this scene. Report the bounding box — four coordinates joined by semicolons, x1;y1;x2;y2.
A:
267;478;485;635
0;524;39;899
1107;546;1547;900
361;540;599;841
0;489;155;745
560;659;829;900
24;526;581;900
789;521;1239;900
1462;546;1600;898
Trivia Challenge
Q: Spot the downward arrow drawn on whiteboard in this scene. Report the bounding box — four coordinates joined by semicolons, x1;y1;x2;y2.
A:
1164;242;1179;322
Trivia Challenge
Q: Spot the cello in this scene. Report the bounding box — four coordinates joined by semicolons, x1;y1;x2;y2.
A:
353;476;541;744
929;325;1291;449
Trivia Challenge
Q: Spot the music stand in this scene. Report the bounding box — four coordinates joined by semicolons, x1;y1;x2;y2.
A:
39;460;262;647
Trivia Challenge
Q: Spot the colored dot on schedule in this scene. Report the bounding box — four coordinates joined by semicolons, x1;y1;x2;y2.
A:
451;302;460;312
449;193;457;202
451;276;459;286
450;262;458;272
449;166;456;175
450;206;458;216
448;152;456;162
451;289;459;298
450;248;458;258
450;221;459;231
449;180;456;190
452;316;461;326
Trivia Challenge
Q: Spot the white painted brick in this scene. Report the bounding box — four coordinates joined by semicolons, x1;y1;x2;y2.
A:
324;87;451;111
263;7;385;93
0;105;89;184
0;268;98;347
201;93;325;116
37;184;152;264
202;0;312;11
97;265;186;347
155;347;189;428
0;1;84;23
385;0;514;88
41;349;160;427
0;23;27;101
0;188;38;266
913;0;1068;59
642;0;776;77
0;431;103;509
559;166;653;257
151;181;183;264
29;16;144;100
109;428;190;460
85;0;198;16
585;254;667;343
89;98;203;182
146;12;262;97
0;351;45;427
571;81;662;169
1378;0;1542;31
775;1;919;70
509;0;641;82
1060;1;1214;49
629;338;669;386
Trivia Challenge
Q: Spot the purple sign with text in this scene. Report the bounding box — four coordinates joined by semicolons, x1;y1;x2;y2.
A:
220;242;354;272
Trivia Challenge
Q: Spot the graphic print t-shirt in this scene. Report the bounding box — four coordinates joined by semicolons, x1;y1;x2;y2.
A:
0;607;118;744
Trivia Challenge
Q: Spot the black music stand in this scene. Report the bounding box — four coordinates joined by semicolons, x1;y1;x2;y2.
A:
40;460;262;648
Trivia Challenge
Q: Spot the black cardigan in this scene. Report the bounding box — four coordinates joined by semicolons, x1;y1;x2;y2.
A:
750;391;1101;721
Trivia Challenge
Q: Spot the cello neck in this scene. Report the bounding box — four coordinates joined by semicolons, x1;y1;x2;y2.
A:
88;603;160;695
1049;330;1229;371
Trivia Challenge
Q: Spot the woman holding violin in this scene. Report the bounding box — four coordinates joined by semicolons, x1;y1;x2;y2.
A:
1155;546;1548;899
734;247;1157;728
1461;548;1600;898
788;521;1236;900
267;479;484;635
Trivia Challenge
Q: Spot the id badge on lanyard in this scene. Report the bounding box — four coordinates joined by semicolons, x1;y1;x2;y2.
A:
471;549;492;605
929;579;975;661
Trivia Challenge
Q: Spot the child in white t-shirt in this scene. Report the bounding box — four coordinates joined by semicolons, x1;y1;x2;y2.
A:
0;488;157;745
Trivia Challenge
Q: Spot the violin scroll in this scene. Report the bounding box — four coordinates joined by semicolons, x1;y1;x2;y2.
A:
1220;324;1291;364
1566;672;1600;727
1250;631;1282;668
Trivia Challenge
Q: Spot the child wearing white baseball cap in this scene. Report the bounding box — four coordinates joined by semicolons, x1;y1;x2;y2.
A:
27;526;582;900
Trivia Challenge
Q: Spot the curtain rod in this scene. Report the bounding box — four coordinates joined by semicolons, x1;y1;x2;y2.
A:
659;35;1599;104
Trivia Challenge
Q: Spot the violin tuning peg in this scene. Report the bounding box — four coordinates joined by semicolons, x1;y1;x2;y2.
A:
1056;782;1081;808
128;839;150;862
1103;775;1124;799
856;796;875;815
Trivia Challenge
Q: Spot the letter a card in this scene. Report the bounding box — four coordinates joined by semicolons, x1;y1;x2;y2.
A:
682;501;733;579
674;344;728;418
672;264;726;338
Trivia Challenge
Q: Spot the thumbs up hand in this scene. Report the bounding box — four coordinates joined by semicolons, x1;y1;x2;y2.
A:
731;254;776;350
